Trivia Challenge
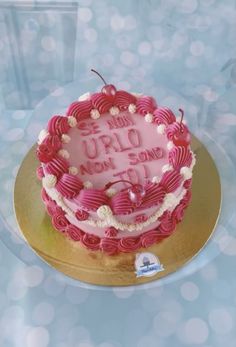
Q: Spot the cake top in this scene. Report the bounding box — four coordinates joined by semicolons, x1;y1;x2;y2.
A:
36;71;195;226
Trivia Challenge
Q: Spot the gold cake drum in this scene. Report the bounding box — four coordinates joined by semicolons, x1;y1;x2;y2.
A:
14;135;221;286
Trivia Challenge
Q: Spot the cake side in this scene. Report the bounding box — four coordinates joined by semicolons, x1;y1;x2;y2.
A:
36;87;196;255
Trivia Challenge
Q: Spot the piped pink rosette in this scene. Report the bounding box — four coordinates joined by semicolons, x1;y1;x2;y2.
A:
36;83;195;255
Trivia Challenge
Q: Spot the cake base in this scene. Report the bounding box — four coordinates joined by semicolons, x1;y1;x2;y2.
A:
14;135;221;286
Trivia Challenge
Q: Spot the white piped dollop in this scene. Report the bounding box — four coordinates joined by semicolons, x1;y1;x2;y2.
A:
167;141;174;150
38;129;49;144
58;149;70;159
97;205;113;219
43;174;57;189
83;181;93;189
61;134;71;144
109;106;119;116
162;164;173;173
128;103;136;114
145;113;153;123
152;176;160;184
180;166;192;180
68;116;77;127
78;92;91;101
69;166;78;175
90;109;100;120
105;188;117;197
157;124;166;134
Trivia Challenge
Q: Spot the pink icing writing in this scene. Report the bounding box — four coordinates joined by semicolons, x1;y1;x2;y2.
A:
78;121;101;136
80;157;116;176
128;147;163;165
107;114;134;129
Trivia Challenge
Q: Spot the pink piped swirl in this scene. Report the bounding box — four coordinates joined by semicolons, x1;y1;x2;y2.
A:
74;189;109;211
91;93;113;114
82;233;100;251
105;226;118;238
41;188;52;203
100;238;119;255
140;229;160;248
135;213;148;223
46;200;62;216
66;224;84;241
166;122;189;141
110;191;134;215
136;96;157;115
52;211;69;232
118;236;141;252
42;134;61;152
141;183;165;208
48;115;69;136
172;190;191;223
153;107;176;125
158;211;176;235
36;166;44;180
75;209;89;221
169;146;192;170
184;179;192;189
114;90;136;110
44;156;69;178
36;143;56;163
160;170;182;193
56;173;83;199
66;100;92;120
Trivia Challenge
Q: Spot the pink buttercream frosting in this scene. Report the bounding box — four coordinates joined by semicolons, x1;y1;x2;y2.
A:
67;100;92;120
153;107;176;125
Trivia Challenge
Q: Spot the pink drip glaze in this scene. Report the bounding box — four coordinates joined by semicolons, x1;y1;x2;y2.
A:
160;170;182;193
100;238;119;255
141;183;165;208
52;211;69;232
114;90;136;110
66;100;92;120
48;116;69;136
136;96;157;115
66;224;84;241
110;191;134;215
44;156;69;177
56;173;83;198
91;93;113;113
42;134;62;152
36;166;44;180
169;146;192;169
118;236;141;252
74;189;109;211
153;107;176;125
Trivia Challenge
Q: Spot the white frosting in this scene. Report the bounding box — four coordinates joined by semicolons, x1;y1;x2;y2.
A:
38;129;49;144
167;141;174;150
61;134;71;144
109;106;119;116
157;124;166;134
90;109;100;120
97;205;113;219
180;166;192;180
162;164;173;173
145;113;153;123
58;149;70;159
105;188;117;197
152;176;160;183
78;92;91;101
128;103;136;114
68;116;77;127
83;181;93;189
42;174;57;189
69;166;78;175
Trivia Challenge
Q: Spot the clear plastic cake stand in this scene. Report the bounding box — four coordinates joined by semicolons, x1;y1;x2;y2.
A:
1;76;236;290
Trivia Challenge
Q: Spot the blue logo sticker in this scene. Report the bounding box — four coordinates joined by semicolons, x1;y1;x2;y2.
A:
135;252;164;277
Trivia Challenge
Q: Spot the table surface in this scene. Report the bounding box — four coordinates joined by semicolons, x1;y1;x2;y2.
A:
0;1;236;347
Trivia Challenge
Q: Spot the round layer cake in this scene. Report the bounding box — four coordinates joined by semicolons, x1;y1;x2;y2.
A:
36;81;196;255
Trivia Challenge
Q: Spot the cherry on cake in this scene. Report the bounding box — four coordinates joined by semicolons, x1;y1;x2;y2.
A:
36;72;196;255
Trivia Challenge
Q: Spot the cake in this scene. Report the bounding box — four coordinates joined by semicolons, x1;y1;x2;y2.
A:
36;71;196;255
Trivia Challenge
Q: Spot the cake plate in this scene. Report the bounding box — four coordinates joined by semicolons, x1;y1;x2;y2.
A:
14;133;221;286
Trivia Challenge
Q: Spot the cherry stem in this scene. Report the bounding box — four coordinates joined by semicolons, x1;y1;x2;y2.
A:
179;108;184;133
105;180;133;189
91;69;107;86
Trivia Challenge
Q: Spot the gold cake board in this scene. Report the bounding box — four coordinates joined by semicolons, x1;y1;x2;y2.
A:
14;135;221;286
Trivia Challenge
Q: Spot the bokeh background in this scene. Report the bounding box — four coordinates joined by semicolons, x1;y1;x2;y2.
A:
0;1;236;346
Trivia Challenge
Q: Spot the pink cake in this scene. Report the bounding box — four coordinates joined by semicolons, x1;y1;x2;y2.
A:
36;74;196;255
